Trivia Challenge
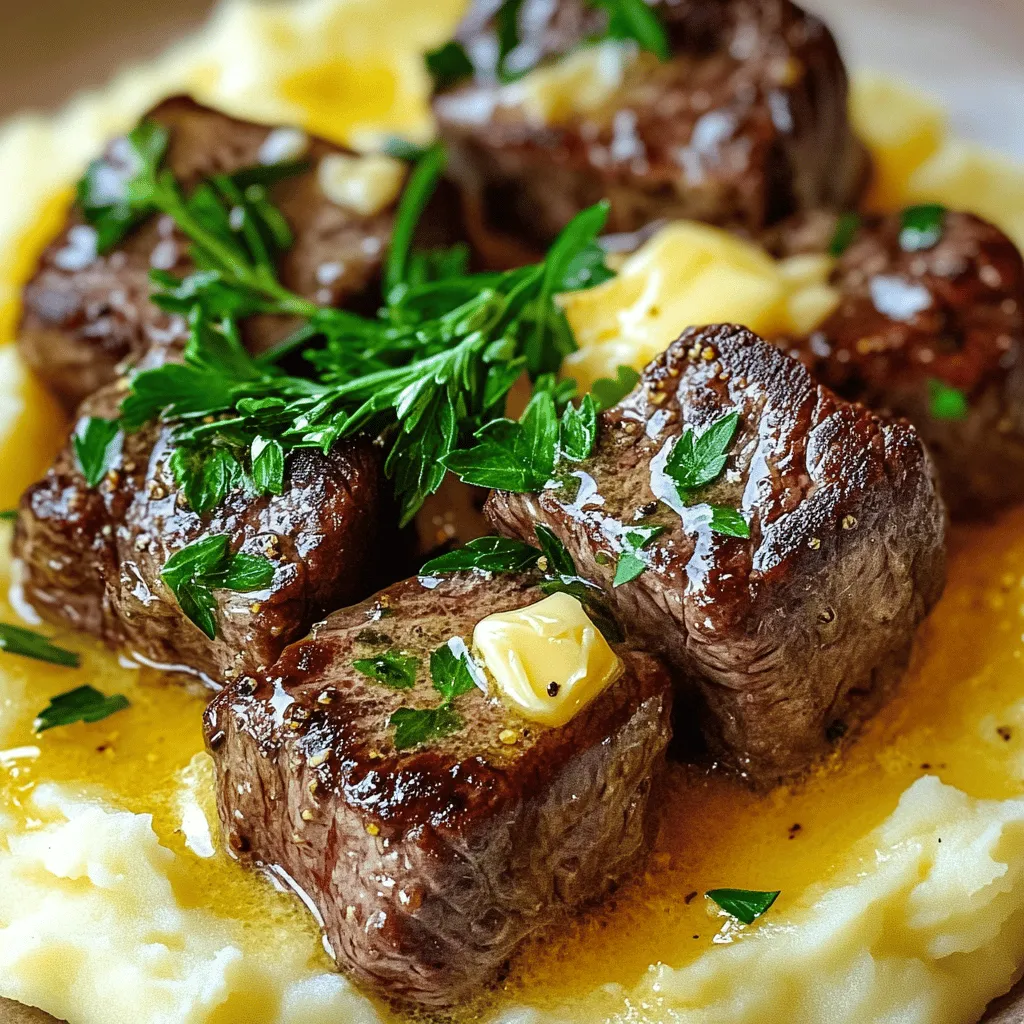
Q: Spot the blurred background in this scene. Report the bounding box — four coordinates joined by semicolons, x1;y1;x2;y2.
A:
0;0;1022;154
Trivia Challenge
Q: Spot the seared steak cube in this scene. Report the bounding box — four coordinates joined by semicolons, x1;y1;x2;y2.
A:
20;96;402;407
204;571;672;1006
434;0;868;257
487;324;946;782
790;210;1024;519
13;383;388;684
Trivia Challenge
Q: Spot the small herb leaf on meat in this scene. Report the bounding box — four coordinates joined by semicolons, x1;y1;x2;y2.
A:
559;394;599;462
705;888;780;925
535;524;576;577
0;624;80;668
708;505;751;539
77;119;169;252
73;416;122;488
899;204;947;252
431;638;485;702
420;536;541;576
161;534;275;640
662;412;749;538
828;212;861;257
591;364;640;410
35;685;130;732
251;436;285;495
389;638;484;749
613;525;666;587
390;704;463;751
927;378;969;421
591;0;670;61
354;651;420;690
0;509;16;521
425;40;475;91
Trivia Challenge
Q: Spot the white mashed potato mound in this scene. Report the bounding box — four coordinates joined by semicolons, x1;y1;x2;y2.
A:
0;783;380;1024
496;777;1024;1024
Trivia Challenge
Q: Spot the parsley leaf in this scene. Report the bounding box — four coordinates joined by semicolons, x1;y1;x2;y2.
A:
77;120;169;253
0;509;16;522
591;0;670;61
72;416;122;488
161;535;275;639
591;364;640;410
535;524;576;577
829;212;861;257
662;412;749;538
389;637;483;750
900;204;946;252
35;685;129;732
353;650;419;690
446;383;601;492
706;888;780;925
927;377;969;420
420;536;541;575
495;0;527;81
0;624;80;668
425;40;475;90
560;394;598;462
612;524;665;587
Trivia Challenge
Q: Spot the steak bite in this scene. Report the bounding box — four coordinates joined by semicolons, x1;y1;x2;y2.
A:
20;96;402;408
487;324;947;782
788;210;1024;519
13;383;388;684
433;0;868;257
204;571;672;1006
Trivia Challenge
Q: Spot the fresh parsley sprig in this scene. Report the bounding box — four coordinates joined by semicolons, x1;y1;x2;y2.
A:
160;535;275;639
35;685;130;732
612;524;665;587
662;411;750;539
113;144;612;524
389;638;484;749
0;624;80;668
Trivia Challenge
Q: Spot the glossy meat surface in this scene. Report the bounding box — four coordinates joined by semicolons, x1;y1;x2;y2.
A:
487;324;947;782
790;211;1024;518
20;96;398;407
434;0;868;257
204;571;672;1005
13;383;388;684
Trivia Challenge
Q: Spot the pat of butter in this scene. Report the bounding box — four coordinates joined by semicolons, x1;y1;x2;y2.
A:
317;152;406;216
473;592;622;728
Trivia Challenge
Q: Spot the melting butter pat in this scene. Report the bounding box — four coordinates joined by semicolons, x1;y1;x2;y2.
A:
317;152;406;216
473;592;622;728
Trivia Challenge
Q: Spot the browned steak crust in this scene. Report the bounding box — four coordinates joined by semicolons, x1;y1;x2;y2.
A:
13;383;388;684
789;211;1024;519
487;324;947;783
434;0;868;257
19;96;398;408
204;572;672;1006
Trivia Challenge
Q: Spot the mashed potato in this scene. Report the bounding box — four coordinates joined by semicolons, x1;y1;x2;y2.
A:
3;4;1024;1023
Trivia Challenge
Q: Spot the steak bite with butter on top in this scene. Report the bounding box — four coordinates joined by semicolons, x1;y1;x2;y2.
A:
433;0;868;258
487;324;947;783
13;383;388;685
204;570;672;1007
787;208;1024;519
20;96;404;408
